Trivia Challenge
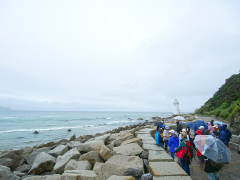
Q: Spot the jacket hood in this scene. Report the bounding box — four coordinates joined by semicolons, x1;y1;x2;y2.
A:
172;134;178;138
195;130;202;135
176;121;179;125
218;125;223;131
222;124;227;130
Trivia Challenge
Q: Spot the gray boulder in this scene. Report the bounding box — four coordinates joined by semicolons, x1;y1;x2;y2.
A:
107;175;135;180
62;170;97;180
16;164;31;173
64;160;91;171
138;173;153;180
48;145;68;158
69;134;76;141
99;145;115;161
53;148;80;174
114;132;134;147
22;174;61;180
24;147;50;168
28;152;56;175
93;162;104;175
67;141;82;149
120;137;142;146
0;165;20;180
113;143;143;156
77;140;104;152
123;167;143;177
79;151;104;167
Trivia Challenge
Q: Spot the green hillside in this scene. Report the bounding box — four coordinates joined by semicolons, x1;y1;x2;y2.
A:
197;73;240;120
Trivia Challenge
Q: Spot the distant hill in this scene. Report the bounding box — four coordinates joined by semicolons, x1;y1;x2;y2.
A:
0;107;12;111
197;73;240;120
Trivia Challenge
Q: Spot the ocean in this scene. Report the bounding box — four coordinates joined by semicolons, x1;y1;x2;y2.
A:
0;111;173;151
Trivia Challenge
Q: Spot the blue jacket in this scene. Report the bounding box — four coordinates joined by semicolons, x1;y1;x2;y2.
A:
168;134;179;153
218;126;227;144
222;124;232;142
155;131;161;145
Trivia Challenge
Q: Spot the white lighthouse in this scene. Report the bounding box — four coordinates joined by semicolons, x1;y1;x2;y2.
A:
173;98;180;115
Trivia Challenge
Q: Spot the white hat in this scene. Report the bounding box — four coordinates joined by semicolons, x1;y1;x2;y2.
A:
169;130;175;134
199;126;205;129
182;129;186;132
165;126;169;129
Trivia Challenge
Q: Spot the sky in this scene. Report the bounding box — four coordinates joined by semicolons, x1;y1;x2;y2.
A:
0;0;240;112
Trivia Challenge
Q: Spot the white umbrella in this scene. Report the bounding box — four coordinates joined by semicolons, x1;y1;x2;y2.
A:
173;116;185;120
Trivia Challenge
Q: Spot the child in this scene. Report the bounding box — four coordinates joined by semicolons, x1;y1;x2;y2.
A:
168;130;179;161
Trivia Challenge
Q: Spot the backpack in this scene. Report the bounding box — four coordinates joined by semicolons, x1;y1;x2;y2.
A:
182;140;194;165
210;159;224;170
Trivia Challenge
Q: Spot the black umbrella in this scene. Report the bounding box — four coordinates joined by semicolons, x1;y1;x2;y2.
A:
154;121;163;126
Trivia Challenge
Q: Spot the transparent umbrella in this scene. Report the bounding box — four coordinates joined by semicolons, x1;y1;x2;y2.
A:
173;116;185;120
194;135;231;163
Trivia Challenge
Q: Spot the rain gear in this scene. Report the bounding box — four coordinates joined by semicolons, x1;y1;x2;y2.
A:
168;134;179;153
222;124;232;142
207;122;213;133
218;126;227;144
176;121;182;134
155;131;163;145
175;138;187;152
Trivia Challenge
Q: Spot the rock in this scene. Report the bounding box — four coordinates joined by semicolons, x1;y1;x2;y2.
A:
77;140;104;152
0;165;20;180
107;175;135;180
53;148;81;174
139;173;153;180
24;147;51;168
99;145;115;161
79;151;104;167
37;141;56;149
62;170;97;180
22;174;61;180
140;151;149;159
230;135;240;144
13;171;26;178
48;145;68;158
29;152;56;175
120;138;142;146
67;141;82;149
113;143;143;156
143;159;149;173
229;142;240;151
88;134;110;144
78;135;94;143
0;158;12;167
123;167;143;177
16;164;31;173
34;131;39;134
114;132;134;147
55;139;70;146
106;141;115;150
64;160;91;171
97;155;144;179
138;118;143;120
149;162;188;176
107;133;120;142
69;134;76;141
93;162;104;175
67;129;71;132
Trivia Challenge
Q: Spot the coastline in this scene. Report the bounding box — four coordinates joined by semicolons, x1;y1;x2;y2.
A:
0;113;197;179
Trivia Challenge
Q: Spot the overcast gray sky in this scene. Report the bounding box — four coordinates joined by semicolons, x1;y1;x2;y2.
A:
0;0;240;112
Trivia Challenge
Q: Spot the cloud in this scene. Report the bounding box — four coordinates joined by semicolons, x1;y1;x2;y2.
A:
0;0;240;112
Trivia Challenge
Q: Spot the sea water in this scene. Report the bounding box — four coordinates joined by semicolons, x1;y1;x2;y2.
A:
0;111;172;151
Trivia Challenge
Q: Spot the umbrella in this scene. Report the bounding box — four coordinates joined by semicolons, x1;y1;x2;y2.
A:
154;121;163;126
214;121;223;126
173;116;185;120
194;135;231;163
184;122;198;131
195;120;208;130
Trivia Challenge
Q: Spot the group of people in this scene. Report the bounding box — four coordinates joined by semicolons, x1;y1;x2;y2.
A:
154;119;232;180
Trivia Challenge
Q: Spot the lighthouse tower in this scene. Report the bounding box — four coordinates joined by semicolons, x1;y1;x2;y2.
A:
173;99;180;115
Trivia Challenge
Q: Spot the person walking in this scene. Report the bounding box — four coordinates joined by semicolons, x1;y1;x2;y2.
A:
175;132;190;176
163;126;170;152
168;130;179;161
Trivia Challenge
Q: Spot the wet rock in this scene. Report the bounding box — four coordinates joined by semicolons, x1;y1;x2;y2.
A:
67;129;71;132
16;164;31;173
48;145;68;158
140;151;149;159
13;171;27;178
36;141;56;149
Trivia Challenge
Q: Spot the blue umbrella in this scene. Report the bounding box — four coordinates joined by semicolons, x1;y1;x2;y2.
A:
184;122;198;131
195;120;208;130
213;121;223;126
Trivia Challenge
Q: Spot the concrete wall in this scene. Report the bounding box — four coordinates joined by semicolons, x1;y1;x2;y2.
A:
229;135;240;151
